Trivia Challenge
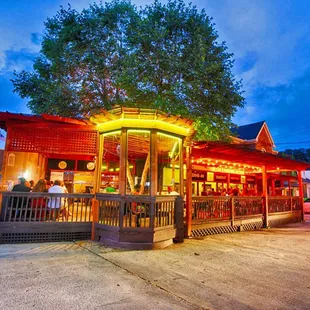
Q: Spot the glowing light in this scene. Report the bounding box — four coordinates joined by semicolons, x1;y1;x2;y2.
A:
96;118;191;136
102;130;121;136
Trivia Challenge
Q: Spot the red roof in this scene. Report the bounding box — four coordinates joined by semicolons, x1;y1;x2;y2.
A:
193;141;310;171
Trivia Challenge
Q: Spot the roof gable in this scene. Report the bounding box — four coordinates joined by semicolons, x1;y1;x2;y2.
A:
231;121;265;140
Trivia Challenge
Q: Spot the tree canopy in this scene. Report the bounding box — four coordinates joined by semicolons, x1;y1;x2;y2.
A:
280;148;310;163
12;0;244;140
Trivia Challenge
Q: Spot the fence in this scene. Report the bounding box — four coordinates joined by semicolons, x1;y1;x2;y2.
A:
0;191;303;244
192;195;302;222
96;194;178;228
0;192;93;223
192;196;263;221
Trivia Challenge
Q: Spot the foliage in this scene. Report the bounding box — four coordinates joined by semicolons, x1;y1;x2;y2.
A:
280;148;310;163
12;0;244;140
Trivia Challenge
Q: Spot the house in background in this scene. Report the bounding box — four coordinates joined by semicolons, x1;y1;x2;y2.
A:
231;121;278;154
302;171;310;198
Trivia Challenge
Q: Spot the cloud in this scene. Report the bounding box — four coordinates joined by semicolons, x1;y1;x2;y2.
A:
31;33;43;45
233;69;310;149
201;0;310;89
0;49;38;74
0;73;31;113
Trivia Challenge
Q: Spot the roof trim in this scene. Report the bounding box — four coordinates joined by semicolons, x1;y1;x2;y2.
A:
192;141;310;171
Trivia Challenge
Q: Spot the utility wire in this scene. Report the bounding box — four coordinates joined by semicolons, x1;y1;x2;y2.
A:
276;140;310;145
272;124;310;139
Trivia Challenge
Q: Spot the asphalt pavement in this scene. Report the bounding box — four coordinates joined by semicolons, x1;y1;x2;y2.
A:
1;218;310;310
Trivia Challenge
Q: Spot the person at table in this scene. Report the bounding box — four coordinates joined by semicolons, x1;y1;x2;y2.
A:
169;185;180;195
10;177;31;217
12;177;31;192
31;179;48;219
48;180;68;221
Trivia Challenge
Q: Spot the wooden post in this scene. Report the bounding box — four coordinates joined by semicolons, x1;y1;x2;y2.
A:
1;127;11;189
91;133;102;240
185;146;192;237
262;165;269;228
174;195;184;243
150;130;158;196
298;170;304;222
119;129;127;195
94;133;103;193
91;198;99;241
231;197;235;226
179;139;184;196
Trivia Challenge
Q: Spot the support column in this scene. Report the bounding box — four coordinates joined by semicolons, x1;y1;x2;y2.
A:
150;130;158;196
119;129;127;196
179;139;184;196
262;165;269;228
94;133;103;193
298;170;304;222
185;146;192;237
1;127;11;189
92;133;102;241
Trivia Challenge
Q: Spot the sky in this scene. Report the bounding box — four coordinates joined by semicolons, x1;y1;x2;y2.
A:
0;0;310;151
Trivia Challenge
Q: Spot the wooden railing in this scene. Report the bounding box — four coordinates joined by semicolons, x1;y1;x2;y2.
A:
268;196;302;213
191;196;303;221
233;197;263;217
0;192;302;226
192;196;231;220
96;194;180;228
0;192;93;222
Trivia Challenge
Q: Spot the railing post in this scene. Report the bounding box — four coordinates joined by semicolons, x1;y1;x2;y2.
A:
174;196;184;243
262;165;269;228
119;197;124;228
298;170;304;222
231;198;235;227
150;197;155;228
91;198;99;241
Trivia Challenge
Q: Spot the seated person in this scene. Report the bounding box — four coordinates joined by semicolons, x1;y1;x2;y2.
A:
10;178;31;218
48;180;67;220
12;177;31;193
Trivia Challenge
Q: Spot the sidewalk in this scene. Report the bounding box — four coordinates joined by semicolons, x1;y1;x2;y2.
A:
1;221;310;310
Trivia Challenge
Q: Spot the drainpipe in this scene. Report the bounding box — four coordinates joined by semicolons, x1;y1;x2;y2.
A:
262;165;269;228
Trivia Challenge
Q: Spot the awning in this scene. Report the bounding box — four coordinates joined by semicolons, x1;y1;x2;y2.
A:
192;141;310;171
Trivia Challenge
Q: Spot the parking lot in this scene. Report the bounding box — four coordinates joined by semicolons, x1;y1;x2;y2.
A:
1;219;310;310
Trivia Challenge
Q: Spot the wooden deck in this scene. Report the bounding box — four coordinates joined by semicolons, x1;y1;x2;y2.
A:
0;192;303;247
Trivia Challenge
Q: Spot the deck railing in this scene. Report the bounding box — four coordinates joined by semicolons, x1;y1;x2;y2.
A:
0;192;93;222
192;196;231;220
96;194;179;228
0;192;302;225
233;197;263;217
191;195;301;221
268;196;302;213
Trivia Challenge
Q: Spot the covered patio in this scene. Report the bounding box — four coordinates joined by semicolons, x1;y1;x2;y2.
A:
186;141;309;237
0;108;309;248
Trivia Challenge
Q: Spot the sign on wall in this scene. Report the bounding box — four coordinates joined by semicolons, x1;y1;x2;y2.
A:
192;170;206;181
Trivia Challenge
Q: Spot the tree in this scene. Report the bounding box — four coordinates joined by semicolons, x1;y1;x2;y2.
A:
280;148;310;163
12;0;244;140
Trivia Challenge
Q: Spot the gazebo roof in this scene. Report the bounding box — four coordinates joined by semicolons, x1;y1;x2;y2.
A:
89;107;196;138
192;141;310;171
